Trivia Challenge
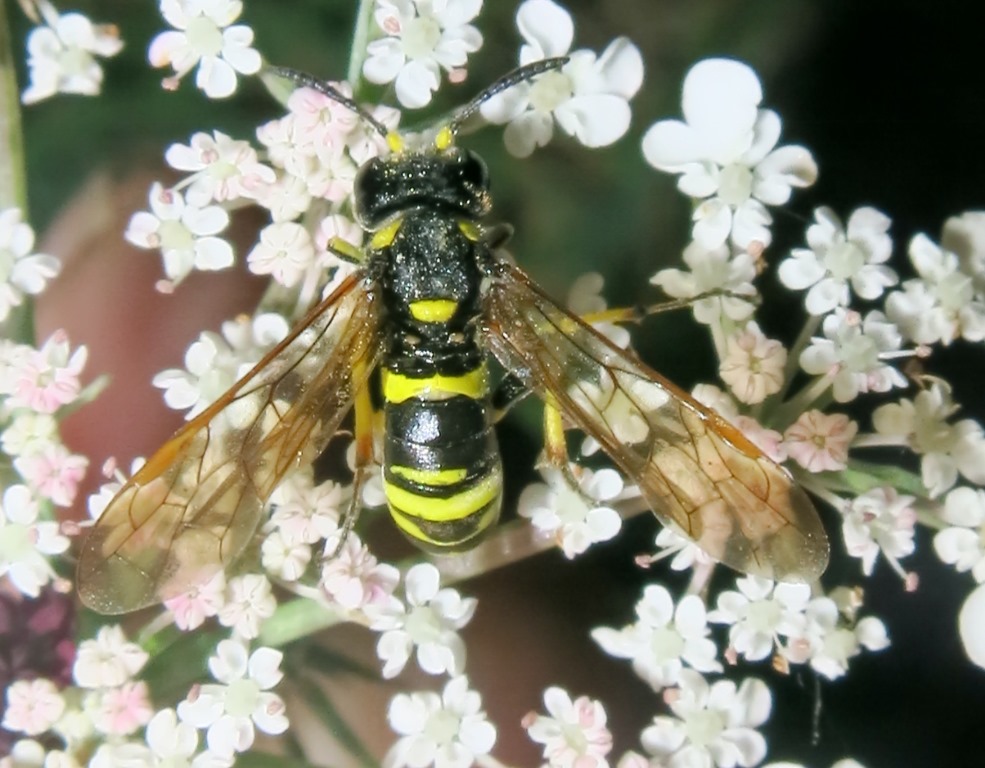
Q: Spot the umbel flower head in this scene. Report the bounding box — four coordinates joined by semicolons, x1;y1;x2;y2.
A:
643;58;817;249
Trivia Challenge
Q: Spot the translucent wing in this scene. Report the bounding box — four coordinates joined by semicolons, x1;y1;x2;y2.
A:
77;272;383;614
483;262;829;582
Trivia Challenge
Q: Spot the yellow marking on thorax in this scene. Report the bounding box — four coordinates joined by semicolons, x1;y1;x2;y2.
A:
385;469;501;523
371;218;402;249
458;220;481;241
408;299;459;323
389;465;468;487
382;363;488;403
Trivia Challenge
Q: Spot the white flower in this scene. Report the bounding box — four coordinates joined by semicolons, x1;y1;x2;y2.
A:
88;741;153;768
799;308;906;402
177;640;288;759
651;526;716;573
369;562;476;678
385;676;496;768
125;183;234;284
841;487;916;576
524;687;612;768
13;443;87;508
2;330;87;415
783;411;857;473
708;576;811;662
643;58;817;250
73;625;149;689
21;6;123;104
480;0;643;157
144;708;234;768
247;222;317;288
149;0;261;99
268;472;345;545
793;596;889;680
650;242;758;326
718;323;787;405
165;572;227;631
640;670;771;768
153;312;289;418
320;531;400;611
165;130;275;203
88;680;154;737
1;679;66;736
0;484;70;598
592;585;721;691
217;574;277;639
1;411;59;457
872;380;985;496
261;529;311;581
933;486;985;582
779;207;896;315
886;233;985;345
518;466;623;558
0;208;61;322
942;210;985;295
959;583;985;670
363;0;483;109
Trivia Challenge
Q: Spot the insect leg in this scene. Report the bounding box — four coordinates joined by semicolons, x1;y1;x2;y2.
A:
330;367;375;555
580;288;760;326
540;392;585;491
326;237;365;265
492;373;584;493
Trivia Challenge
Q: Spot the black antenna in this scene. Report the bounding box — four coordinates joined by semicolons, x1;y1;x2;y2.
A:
449;56;569;133
270;67;391;140
271;57;569;148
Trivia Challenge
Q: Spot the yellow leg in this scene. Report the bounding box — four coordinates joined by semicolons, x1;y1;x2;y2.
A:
580;288;758;326
540;392;585;492
330;368;375;555
327;236;365;265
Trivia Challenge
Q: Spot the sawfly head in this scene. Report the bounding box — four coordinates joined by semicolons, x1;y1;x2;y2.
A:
270;57;570;229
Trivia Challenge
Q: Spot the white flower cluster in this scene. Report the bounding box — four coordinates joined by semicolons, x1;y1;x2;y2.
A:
149;0;260;99
10;2;985;768
581;578;887;768
2;626;285;767
641;52;985;681
1;208;89;598
480;0;643;157
20;1;123;104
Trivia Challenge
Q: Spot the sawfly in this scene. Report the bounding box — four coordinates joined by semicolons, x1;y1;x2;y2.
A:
77;58;829;614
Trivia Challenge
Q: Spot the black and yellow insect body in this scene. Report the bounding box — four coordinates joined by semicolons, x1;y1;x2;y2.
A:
77;60;830;615
360;145;502;549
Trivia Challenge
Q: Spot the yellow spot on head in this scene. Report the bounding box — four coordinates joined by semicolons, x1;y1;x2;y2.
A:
435;126;455;151
386;132;404;153
409;299;459;323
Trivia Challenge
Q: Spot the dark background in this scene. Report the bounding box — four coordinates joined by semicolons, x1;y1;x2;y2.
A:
11;0;985;765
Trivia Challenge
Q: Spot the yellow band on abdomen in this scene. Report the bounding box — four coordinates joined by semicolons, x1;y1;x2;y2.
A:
382;363;488;403
383;469;501;523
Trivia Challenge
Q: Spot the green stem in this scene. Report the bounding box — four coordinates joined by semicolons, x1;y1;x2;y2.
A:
347;0;377;91
763;311;822;421
0;0;27;213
